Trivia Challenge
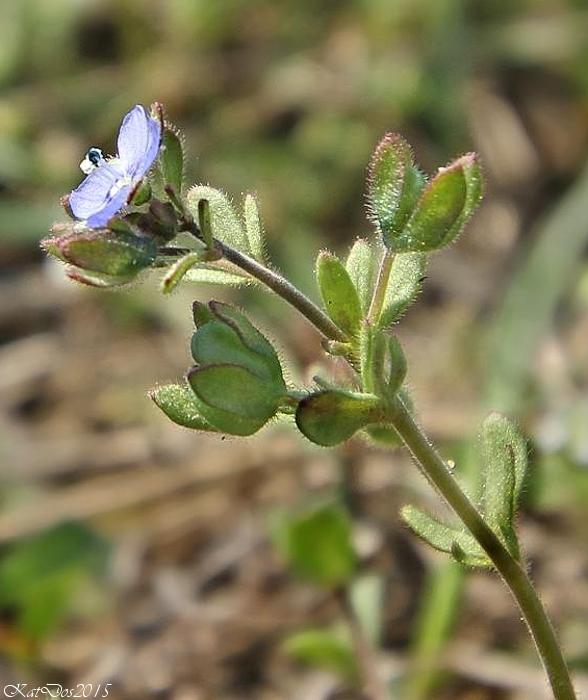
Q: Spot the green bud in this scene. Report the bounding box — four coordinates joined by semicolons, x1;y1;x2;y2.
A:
345;238;376;314
160;126;185;195
316;251;363;336
367;133;426;244
391;153;483;252
296;389;384;447
149;383;218;431
48;228;156;280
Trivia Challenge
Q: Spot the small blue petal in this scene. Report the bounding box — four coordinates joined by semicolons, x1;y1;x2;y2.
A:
117;105;161;176
69;161;126;220
85;185;132;227
134;115;162;178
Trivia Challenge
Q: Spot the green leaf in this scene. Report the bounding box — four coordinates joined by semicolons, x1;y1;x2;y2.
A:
149;383;218;432
243;193;266;262
55;230;156;277
345;238;376;314
367;133;425;241
186;185;250;254
283;626;356;681
160;127;185;195
296;389;383;447
187;364;281;436
184;265;251;287
401;505;491;568
480;412;528;556
271;502;356;587
393;154;482;253
0;523;108;639
316;251;363;336
379;253;427;327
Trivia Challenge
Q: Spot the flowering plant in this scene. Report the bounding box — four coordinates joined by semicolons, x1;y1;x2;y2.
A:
42;103;577;700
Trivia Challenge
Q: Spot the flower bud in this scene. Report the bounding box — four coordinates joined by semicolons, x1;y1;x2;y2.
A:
43;227;157;285
296;389;384;446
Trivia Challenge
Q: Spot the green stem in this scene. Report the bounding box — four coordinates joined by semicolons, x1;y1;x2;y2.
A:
181;215;574;698
217;241;347;342
389;396;576;700
182;214;346;342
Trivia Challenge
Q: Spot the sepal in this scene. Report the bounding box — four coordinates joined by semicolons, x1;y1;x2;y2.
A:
295;389;384;447
149;383;219;431
345;238;376;314
367;134;425;243
43;227;157;282
391;153;483;252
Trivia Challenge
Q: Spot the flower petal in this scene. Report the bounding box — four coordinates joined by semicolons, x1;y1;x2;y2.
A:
69;161;126;220
134;115;162;178
85;184;132;228
117;105;161;175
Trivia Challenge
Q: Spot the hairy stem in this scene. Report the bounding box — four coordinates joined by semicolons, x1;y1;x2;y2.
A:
389;396;576;700
182;215;346;342
182;215;574;698
216;241;347;342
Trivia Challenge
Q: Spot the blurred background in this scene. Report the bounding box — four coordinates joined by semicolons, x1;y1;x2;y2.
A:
1;0;587;698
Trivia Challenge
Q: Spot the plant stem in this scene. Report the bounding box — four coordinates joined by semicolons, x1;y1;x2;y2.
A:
389;395;576;700
182;218;575;698
182;214;347;342
367;250;394;323
216;241;348;342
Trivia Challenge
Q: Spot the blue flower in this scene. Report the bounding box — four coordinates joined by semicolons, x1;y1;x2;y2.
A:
69;105;162;228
